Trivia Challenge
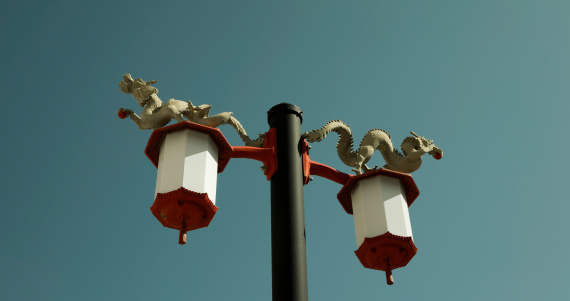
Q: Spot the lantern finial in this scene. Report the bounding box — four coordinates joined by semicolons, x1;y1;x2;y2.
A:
385;259;394;285
179;220;187;245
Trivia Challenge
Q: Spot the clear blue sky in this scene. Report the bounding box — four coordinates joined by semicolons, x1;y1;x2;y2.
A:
1;1;569;300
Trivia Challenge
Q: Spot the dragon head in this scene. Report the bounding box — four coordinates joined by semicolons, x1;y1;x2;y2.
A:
401;131;443;161
119;74;159;107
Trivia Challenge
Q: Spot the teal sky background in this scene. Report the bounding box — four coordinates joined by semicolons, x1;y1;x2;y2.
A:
1;1;569;300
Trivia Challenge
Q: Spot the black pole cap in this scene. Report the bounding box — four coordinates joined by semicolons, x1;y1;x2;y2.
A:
267;103;303;124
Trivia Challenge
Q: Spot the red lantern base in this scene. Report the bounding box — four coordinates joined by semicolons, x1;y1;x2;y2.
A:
150;187;218;244
354;232;417;284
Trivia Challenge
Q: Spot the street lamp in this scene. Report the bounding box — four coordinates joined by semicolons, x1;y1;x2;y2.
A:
337;169;419;286
145;122;233;244
118;74;443;300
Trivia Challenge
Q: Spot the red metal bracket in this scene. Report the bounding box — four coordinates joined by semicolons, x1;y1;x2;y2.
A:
301;138;353;186
231;128;278;180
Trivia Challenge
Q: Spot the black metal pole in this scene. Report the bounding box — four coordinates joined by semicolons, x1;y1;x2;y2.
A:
267;103;308;301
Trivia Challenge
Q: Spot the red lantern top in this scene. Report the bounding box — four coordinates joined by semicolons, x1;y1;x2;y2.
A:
145;121;234;172
336;168;419;215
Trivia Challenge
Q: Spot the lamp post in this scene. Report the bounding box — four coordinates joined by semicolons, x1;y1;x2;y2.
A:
118;74;443;301
267;104;308;301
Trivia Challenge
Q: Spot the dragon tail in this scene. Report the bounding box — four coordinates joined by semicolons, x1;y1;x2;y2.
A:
227;116;264;147
304;120;357;166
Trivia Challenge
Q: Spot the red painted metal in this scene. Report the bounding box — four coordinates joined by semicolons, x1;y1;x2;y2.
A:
309;160;352;185
231;128;278;180
301;139;311;185
300;138;353;185
150;187;219;242
354;232;418;277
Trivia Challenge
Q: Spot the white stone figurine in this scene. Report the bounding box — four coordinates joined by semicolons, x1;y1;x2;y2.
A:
118;74;263;147
304;120;443;174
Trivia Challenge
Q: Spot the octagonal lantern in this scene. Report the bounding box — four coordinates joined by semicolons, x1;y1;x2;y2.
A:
337;168;419;284
145;121;233;244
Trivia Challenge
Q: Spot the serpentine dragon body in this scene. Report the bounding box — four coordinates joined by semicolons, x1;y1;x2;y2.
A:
304;120;443;174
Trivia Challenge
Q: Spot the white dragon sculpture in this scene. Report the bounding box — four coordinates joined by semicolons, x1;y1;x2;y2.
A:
118;74;263;147
304;120;443;174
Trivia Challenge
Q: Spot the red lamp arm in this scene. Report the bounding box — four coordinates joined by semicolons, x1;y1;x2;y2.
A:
301;139;353;185
229;133;353;185
308;160;352;185
230;128;278;180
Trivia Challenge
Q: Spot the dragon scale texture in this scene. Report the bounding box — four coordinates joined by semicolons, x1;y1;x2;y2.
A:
304;120;442;174
118;74;263;147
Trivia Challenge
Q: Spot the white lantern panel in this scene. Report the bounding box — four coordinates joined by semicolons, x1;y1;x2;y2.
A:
155;129;219;203
351;174;413;247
